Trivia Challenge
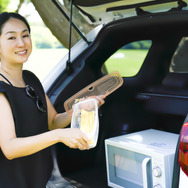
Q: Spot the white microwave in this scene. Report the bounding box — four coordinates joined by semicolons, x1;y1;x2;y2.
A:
105;129;179;188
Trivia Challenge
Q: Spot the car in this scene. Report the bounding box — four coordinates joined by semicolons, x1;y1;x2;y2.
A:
44;0;188;187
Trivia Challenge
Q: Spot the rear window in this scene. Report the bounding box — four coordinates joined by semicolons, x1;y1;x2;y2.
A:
170;37;188;73
101;40;152;77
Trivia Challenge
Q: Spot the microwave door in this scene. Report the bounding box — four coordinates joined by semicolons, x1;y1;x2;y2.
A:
142;157;153;188
106;145;153;188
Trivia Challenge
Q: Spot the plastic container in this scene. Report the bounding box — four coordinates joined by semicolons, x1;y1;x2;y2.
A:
64;71;123;115
71;98;99;149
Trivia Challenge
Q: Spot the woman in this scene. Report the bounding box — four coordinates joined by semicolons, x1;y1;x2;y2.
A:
0;12;105;188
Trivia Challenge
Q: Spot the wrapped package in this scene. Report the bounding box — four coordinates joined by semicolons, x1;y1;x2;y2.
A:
71;98;99;149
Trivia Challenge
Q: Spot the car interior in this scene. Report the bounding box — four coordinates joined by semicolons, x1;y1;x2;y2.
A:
46;9;188;188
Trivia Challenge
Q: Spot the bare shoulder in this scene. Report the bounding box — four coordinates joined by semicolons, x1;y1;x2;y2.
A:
0;92;5;99
0;92;6;100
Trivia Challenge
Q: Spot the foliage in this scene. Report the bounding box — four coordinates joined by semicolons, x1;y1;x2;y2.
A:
0;0;11;12
31;25;64;49
170;37;188;72
122;40;152;49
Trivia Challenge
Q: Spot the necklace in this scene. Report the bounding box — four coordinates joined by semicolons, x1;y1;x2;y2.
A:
0;66;25;86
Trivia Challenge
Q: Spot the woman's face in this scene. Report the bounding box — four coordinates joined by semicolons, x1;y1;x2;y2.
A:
0;18;32;66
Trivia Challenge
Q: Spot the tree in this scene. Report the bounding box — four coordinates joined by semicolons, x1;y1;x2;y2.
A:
30;0;93;48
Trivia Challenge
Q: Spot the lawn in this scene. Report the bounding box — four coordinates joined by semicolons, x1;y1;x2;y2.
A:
104;49;148;77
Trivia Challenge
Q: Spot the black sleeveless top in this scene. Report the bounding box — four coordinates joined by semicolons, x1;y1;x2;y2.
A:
0;70;53;188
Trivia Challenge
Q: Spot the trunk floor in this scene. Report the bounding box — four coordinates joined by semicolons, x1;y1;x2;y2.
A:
65;164;109;188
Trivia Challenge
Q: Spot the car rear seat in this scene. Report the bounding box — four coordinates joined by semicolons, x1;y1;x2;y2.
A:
137;72;188;116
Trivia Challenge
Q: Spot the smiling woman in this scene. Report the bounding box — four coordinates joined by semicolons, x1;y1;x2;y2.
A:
0;12;105;188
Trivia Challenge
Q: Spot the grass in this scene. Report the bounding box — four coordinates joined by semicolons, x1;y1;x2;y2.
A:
104;49;148;77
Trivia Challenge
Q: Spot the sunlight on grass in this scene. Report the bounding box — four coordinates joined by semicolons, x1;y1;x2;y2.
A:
104;49;148;77
23;49;68;81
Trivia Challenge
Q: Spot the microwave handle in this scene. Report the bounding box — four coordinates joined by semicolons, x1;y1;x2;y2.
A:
142;157;151;188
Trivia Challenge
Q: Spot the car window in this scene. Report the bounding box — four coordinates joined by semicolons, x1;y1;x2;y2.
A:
101;40;152;77
170;37;188;73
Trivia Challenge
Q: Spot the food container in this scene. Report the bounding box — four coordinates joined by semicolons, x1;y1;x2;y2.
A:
71;98;99;149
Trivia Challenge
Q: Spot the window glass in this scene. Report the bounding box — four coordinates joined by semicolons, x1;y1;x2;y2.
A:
101;40;152;77
170;37;188;73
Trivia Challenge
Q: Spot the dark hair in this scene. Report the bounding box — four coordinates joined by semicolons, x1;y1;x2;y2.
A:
0;12;31;35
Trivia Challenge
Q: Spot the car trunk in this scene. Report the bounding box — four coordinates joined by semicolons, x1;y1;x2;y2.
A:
47;8;188;188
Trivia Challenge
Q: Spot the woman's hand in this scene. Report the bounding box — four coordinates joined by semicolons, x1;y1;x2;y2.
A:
78;95;106;108
94;95;106;108
56;128;91;150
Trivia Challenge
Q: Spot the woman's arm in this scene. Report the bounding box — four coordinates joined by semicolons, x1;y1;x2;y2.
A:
45;95;72;130
0;93;90;160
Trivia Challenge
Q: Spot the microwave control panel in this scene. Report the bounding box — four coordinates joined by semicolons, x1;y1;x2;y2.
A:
152;156;169;188
153;167;162;177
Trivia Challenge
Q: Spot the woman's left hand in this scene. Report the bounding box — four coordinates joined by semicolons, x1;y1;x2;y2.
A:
87;95;106;108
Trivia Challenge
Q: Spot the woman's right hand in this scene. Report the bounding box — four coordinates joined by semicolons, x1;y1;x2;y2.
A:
55;128;91;150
